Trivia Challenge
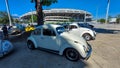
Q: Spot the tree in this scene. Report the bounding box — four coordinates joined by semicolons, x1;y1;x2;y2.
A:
31;0;57;25
108;15;112;23
69;18;75;22
116;14;120;24
29;15;37;23
98;18;105;24
0;11;13;24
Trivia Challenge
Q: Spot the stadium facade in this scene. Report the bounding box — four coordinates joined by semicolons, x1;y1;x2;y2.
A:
20;8;92;23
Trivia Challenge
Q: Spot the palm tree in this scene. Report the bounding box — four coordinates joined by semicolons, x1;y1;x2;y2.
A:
31;0;57;25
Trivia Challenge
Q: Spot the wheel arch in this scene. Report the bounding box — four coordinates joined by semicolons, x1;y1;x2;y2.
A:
82;33;92;40
59;44;72;55
81;32;91;37
59;44;87;59
27;38;37;48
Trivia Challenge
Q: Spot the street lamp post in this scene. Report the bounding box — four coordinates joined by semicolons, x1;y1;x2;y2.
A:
105;0;110;24
5;0;12;26
31;9;34;24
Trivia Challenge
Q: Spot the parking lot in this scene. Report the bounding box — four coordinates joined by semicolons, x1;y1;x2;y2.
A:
0;24;120;68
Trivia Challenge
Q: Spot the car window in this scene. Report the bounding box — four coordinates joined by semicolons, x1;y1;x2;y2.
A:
43;28;56;36
78;23;84;27
56;27;65;35
33;28;41;35
69;25;77;29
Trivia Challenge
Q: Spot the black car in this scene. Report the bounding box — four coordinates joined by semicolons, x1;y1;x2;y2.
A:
78;23;94;29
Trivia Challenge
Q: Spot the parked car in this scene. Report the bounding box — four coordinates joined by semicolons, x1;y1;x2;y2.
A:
25;24;35;32
27;24;92;61
7;23;25;36
8;28;22;36
78;22;94;29
63;23;96;41
0;32;13;57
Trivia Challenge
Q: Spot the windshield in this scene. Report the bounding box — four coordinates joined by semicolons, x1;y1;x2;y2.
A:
56;27;65;35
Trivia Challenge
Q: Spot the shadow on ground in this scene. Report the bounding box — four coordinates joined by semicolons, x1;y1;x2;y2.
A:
9;32;31;42
93;28;120;34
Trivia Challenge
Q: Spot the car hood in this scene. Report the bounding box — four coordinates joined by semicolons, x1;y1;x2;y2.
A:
60;31;87;46
78;27;91;31
68;27;92;33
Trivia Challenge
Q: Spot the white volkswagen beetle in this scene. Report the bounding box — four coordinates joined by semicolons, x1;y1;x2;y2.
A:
63;23;96;41
27;24;92;61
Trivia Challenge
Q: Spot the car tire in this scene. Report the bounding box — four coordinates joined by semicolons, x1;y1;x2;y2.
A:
83;33;91;41
27;41;35;50
64;48;79;61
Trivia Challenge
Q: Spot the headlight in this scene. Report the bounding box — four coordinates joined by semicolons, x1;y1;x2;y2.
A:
93;31;96;36
83;45;87;52
83;45;89;53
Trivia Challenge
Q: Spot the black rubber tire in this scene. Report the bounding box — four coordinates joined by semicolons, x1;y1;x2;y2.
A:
83;33;91;41
27;41;35;50
64;48;79;61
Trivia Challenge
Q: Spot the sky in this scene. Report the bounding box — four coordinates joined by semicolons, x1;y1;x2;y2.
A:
0;0;120;19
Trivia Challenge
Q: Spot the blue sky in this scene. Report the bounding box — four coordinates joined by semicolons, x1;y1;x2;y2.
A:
0;0;120;19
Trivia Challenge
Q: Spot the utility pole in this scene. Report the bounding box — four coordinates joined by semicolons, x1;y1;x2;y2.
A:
5;0;12;26
31;9;34;23
96;5;99;23
105;0;110;24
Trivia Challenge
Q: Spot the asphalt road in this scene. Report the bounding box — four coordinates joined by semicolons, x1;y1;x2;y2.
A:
0;24;120;68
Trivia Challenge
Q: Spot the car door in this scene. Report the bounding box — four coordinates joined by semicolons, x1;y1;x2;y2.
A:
38;28;60;51
31;28;42;46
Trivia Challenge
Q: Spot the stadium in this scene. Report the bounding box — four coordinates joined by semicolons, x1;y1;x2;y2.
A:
20;8;93;23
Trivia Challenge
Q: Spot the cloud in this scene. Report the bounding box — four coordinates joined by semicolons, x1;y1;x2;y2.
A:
12;14;19;17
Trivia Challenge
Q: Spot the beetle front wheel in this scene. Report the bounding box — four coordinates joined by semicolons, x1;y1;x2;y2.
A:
64;48;79;61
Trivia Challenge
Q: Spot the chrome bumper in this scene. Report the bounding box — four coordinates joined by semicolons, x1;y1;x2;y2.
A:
83;44;92;60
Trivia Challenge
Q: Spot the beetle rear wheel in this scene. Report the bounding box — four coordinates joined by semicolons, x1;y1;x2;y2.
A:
27;41;35;50
83;33;91;41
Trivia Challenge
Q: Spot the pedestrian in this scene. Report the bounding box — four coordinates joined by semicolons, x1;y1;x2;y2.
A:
2;24;8;39
0;31;4;40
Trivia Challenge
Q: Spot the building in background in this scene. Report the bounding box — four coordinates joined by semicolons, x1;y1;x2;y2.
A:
109;18;117;24
20;8;92;24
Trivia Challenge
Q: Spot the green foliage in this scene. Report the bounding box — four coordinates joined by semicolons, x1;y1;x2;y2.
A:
29;15;37;23
98;19;105;24
116;14;120;23
31;0;58;25
31;0;57;6
116;17;120;24
0;11;12;24
69;18;74;22
14;19;19;23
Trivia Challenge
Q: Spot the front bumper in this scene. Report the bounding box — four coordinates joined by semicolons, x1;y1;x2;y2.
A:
91;31;96;40
83;44;92;60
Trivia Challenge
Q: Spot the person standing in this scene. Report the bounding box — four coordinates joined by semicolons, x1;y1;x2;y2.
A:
2;24;8;39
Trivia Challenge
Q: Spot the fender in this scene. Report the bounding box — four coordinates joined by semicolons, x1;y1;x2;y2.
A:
80;31;94;37
59;43;72;55
59;43;86;58
27;36;38;48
